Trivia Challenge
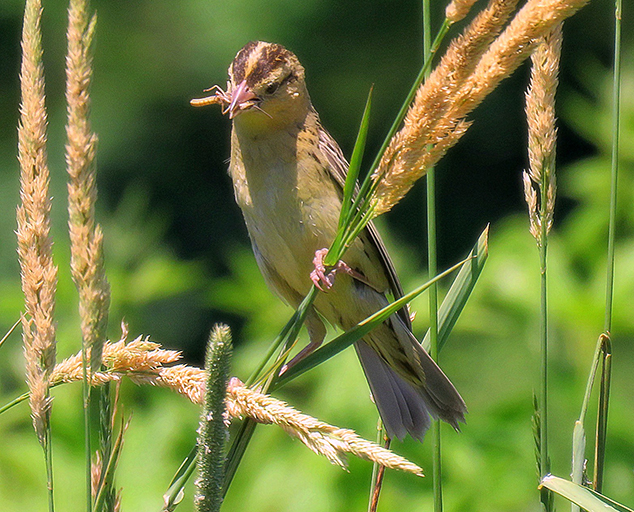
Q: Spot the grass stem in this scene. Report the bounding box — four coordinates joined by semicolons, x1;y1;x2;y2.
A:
604;0;621;334
538;158;553;510
421;1;443;509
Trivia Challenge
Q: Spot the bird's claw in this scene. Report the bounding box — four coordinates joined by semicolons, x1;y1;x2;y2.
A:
310;248;334;291
310;248;360;292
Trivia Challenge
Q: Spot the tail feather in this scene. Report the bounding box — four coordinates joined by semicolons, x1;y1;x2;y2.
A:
407;332;467;430
356;316;467;440
355;341;432;441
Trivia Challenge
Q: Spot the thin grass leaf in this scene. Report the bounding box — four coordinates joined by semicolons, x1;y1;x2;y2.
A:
93;416;128;512
571;332;610;503
421;225;489;352
540;475;634;512
367;419;386;512
339;87;373;231
245;309;299;387
579;334;609;424
0;391;30;415
275;257;470;388
594;344;612;492
571;419;587;512
222;418;257;497
365;18;452;184
162;445;198;512
604;0;622;334
368;429;389;512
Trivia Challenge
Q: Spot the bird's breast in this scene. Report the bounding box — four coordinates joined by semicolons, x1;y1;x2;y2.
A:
230;128;341;296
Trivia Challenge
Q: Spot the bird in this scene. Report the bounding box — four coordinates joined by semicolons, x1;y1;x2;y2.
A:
192;41;466;441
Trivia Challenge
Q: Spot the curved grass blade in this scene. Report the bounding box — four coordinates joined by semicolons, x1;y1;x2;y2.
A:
421;225;489;353
162;445;198;512
94;415;129;512
540;475;633;512
594;342;612;492
571;420;587;512
339;87;373;231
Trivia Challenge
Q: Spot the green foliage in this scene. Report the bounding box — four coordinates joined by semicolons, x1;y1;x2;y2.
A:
1;2;634;511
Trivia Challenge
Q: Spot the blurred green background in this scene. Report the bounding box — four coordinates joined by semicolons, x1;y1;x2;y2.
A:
1;0;634;510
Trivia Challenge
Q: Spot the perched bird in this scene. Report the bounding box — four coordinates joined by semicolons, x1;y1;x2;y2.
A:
192;41;466;441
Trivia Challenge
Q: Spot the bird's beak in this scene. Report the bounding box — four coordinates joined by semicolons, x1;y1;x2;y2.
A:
227;80;258;119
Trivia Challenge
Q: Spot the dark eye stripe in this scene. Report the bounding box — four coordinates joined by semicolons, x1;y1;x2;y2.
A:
264;71;297;95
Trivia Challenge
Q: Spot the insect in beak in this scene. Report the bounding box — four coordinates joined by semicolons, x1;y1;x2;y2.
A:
227;80;258;119
191;80;269;118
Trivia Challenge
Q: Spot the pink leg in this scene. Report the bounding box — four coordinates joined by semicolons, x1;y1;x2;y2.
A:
280;339;323;374
310;247;366;292
280;307;327;374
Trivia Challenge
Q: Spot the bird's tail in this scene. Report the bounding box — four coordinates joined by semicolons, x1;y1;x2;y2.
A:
355;335;466;441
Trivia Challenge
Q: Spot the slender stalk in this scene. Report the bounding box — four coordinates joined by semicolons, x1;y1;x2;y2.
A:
428;172;443;512
368;434;389;512
0;318;21;350
422;1;443;511
523;27;560;510
538;216;551;511
604;0;621;334
593;340;611;493
0;391;30;414
367;419;385;512
82;347;92;512
590;0;620;492
45;429;54;512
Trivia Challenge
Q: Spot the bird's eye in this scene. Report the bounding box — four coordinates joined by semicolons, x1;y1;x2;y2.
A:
265;81;280;95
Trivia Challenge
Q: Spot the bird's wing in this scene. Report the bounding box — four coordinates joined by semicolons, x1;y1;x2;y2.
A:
317;120;412;330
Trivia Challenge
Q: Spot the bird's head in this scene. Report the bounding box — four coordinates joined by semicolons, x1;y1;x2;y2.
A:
192;41;311;133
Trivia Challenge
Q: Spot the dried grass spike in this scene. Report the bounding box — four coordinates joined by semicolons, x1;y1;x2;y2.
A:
18;0;58;445
66;0;110;371
446;0;480;23
524;24;562;242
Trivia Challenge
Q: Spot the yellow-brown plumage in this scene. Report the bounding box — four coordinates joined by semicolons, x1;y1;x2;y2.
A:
195;41;466;440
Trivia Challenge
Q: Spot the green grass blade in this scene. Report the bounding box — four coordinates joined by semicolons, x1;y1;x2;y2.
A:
0;391;30;415
579;334;608;424
594;342;612;492
421;226;489;352
604;0;622;333
275;257;470;388
222;419;258;496
571;420;586;512
245;309;300;387
365;18;451;180
339;87;373;231
540;475;633;512
162;445;198;512
94;416;128;512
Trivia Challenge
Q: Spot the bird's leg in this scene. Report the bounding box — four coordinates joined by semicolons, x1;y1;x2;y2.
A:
310;247;367;291
280;307;326;374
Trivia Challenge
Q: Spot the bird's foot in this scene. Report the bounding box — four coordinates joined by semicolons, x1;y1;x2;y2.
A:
310;248;362;292
280;339;323;374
